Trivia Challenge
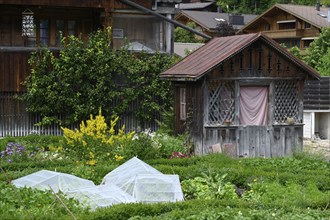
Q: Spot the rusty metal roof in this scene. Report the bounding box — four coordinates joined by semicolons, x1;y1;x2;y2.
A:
160;33;320;81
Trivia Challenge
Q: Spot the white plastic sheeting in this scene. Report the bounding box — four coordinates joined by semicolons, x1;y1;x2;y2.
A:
66;184;136;210
12;157;184;210
12;170;95;193
101;156;163;195
133;174;184;203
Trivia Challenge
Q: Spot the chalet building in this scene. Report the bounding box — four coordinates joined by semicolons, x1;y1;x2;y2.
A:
237;3;330;54
0;0;181;137
161;33;320;158
175;10;257;37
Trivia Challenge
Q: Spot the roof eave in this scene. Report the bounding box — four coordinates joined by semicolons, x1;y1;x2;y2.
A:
160;75;199;81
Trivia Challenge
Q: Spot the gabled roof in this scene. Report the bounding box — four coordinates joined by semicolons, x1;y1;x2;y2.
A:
160;33;320;81
238;4;330;33
175;10;257;31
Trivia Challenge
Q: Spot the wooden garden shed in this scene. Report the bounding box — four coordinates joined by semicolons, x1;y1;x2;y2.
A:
161;32;320;158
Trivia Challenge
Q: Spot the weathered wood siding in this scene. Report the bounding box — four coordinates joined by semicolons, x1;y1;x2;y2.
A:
0;92;161;137
112;14;165;52
0;51;31;92
304;77;330;111
203;125;303;158
0;0;152;9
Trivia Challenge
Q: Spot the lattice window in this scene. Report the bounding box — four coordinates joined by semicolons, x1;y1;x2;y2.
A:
274;81;298;123
206;80;235;125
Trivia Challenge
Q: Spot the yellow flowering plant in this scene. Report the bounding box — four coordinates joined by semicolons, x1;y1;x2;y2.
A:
61;109;135;165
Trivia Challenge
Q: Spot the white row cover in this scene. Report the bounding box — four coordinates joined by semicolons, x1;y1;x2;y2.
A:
12;157;184;210
12;170;95;193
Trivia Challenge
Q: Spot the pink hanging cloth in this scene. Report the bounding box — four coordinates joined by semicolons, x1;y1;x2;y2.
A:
239;87;268;126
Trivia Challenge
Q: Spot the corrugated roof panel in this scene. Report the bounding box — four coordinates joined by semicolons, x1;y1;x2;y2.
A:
161;33;260;79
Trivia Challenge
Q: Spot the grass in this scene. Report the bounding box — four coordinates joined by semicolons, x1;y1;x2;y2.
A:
0;135;329;219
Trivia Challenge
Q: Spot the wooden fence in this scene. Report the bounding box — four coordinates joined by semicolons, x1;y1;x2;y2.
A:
0;92;160;137
304;77;330;110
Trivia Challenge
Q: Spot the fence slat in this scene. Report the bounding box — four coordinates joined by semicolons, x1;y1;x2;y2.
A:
1;92;161;137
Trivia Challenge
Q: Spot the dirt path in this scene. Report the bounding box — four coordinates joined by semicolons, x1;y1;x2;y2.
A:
303;139;330;160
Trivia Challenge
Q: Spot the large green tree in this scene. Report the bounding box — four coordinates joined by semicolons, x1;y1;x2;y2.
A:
217;0;318;14
303;27;330;76
22;28;176;126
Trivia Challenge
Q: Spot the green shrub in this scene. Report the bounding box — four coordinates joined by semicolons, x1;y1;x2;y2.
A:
0;181;86;220
181;173;238;200
62;110;135;165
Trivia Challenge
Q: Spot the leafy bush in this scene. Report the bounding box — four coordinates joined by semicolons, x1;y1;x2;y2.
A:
62;110;135;165
181;173;238;200
22;27;176;126
0;181;86;219
154;133;190;158
123;131;161;160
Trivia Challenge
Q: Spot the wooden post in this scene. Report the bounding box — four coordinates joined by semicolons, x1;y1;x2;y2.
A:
235;81;240;124
296;80;304;123
104;0;114;45
268;81;275;125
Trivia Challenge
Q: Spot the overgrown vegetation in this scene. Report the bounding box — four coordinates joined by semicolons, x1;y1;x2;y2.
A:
1;134;329;219
288;27;330;76
22;28;176;126
303;27;330;76
174;22;206;43
216;0;329;14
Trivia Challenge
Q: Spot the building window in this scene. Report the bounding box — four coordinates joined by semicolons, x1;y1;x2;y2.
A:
40;19;49;46
277;20;296;30
56;20;64;46
276;38;300;48
303;40;313;48
68;20;76;36
304;22;311;29
179;88;186;120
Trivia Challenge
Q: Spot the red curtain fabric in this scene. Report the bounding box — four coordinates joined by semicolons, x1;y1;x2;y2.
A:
239;87;268;126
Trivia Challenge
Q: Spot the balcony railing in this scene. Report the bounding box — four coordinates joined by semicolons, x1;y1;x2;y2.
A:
263;29;304;38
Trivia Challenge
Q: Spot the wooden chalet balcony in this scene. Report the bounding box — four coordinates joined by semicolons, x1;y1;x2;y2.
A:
263;29;304;39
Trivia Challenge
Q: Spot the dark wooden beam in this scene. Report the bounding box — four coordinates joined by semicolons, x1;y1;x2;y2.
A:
0;0;105;8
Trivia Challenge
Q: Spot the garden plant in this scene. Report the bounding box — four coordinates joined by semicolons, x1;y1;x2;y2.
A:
1;119;329;219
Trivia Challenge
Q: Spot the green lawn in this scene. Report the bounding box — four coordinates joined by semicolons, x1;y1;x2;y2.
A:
0;135;329;220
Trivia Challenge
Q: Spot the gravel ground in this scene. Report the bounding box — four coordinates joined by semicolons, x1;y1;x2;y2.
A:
303;139;330;161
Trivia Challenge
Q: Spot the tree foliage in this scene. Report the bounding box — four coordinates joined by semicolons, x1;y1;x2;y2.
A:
174;22;205;43
22;28;177;126
215;20;235;37
304;27;330;76
216;0;319;14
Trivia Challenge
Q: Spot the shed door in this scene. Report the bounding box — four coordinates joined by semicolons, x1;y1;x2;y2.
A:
239;87;268;126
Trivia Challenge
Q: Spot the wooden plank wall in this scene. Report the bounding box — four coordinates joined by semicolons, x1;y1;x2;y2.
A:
0;92;67;136
0;51;31;92
203;125;303;158
304;77;330;110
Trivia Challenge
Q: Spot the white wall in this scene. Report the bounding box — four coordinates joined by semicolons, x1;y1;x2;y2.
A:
304;111;330;139
319;112;330;139
303;112;314;139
